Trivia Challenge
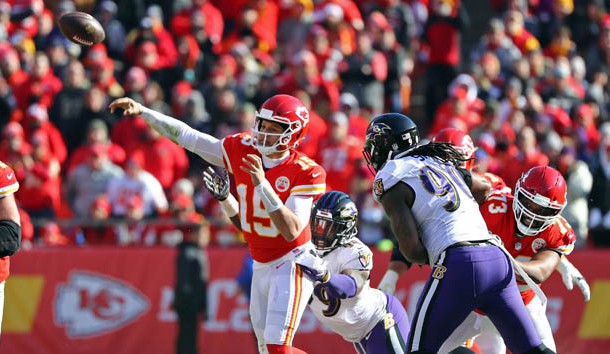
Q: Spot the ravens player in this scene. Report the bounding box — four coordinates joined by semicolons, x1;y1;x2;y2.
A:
363;113;555;354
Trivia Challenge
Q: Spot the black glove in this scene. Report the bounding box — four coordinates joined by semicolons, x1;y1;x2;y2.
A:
202;166;230;201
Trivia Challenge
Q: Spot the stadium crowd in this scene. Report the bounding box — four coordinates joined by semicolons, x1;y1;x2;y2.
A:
1;0;610;250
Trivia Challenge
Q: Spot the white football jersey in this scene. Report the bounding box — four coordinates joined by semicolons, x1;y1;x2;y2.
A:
309;238;387;343
373;156;490;264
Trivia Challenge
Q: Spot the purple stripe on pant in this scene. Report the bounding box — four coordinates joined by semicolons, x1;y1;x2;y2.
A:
355;293;410;354
407;244;542;354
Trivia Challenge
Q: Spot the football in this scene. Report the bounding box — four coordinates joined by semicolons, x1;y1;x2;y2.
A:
58;11;105;46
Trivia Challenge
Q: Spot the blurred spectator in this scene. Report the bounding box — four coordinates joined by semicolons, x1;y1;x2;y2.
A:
66;143;124;219
114;193;156;245
45;38;70;79
314;2;357;56
170;0;224;50
14;51;62;110
174;213;209;354
105;151;168;219
123;66;148;103
23;103;67;165
473;51;504;103
94;0;126;60
368;0;418;52
339;92;368;140
17;131;61;219
277;0;312;63
314;112;363;194
428;75;482;136
90;57;124;100
306;24;343;84
110;112;149;154
589;140;610;247
50;60;89;154
0;122;31;181
498;126;550;189
470;18;521;75
292;90;327;159
338;30;387;116
67;119;126;174
135;125;189;192
157;193;208;247
504;10;541;55
38;221;71;246
421;0;469;123
76;195;116;245
125;7;178;70
276;49;340;118
558;146;593;248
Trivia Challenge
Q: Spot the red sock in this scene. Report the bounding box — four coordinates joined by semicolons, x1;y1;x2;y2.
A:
266;344;308;354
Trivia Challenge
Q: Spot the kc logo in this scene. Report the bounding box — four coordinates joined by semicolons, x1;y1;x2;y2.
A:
54;271;149;338
432;265;447;279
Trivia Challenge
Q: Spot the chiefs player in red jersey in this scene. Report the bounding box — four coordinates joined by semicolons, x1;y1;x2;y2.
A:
0;160;22;336
110;94;326;354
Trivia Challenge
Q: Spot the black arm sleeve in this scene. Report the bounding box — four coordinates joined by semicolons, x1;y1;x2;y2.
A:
390;239;413;267
0;220;21;257
458;167;473;189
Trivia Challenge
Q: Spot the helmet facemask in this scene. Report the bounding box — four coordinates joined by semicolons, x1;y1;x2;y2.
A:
513;183;565;236
251;114;300;155
311;206;357;257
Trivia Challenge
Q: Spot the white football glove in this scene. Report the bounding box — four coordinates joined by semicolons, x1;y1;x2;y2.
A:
557;257;590;302
294;249;329;283
377;270;399;295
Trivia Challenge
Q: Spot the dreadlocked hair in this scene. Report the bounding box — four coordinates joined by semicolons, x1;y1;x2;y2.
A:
405;142;469;168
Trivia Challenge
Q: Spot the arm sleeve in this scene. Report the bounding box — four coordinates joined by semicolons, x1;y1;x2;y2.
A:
140;106;224;166
285;195;313;235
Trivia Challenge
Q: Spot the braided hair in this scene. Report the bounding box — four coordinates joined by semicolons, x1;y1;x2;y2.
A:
403;142;469;168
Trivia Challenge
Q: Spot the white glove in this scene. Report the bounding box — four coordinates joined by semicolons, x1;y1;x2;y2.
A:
294;249;329;282
377;270;399;295
557;258;591;302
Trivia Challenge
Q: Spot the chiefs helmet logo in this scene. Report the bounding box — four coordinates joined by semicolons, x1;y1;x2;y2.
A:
295;106;309;122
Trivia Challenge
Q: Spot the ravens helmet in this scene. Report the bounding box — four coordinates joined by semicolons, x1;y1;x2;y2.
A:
311;191;358;256
363;113;419;174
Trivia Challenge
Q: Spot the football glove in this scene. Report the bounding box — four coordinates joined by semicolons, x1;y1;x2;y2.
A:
557;257;590;302
202;166;230;201
295;250;330;283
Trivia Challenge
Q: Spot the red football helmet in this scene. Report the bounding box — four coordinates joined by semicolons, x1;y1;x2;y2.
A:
513;166;567;236
252;94;310;155
432;128;476;170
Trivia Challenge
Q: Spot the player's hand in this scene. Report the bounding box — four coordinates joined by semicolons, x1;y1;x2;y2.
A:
202;167;230;201
295;250;330;283
109;97;143;116
558;258;591;302
240;154;265;186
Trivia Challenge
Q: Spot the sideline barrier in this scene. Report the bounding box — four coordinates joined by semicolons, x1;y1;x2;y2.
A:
3;246;610;354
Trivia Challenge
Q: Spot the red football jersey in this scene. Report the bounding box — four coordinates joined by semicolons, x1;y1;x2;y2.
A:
222;133;326;263
477;171;511;195
481;191;576;304
0;161;20;283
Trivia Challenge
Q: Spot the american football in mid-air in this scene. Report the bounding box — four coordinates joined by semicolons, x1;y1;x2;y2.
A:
58;11;105;46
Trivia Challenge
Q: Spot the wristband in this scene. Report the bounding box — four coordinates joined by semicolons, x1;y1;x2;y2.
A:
255;179;284;213
219;194;239;218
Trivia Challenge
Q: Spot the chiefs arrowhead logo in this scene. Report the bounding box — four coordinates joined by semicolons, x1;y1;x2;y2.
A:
54;271;150;338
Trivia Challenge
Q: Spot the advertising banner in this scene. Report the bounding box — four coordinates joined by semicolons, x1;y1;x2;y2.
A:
3;247;609;354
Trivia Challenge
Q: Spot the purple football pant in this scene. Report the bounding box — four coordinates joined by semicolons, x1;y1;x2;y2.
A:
407;244;542;354
354;293;410;354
